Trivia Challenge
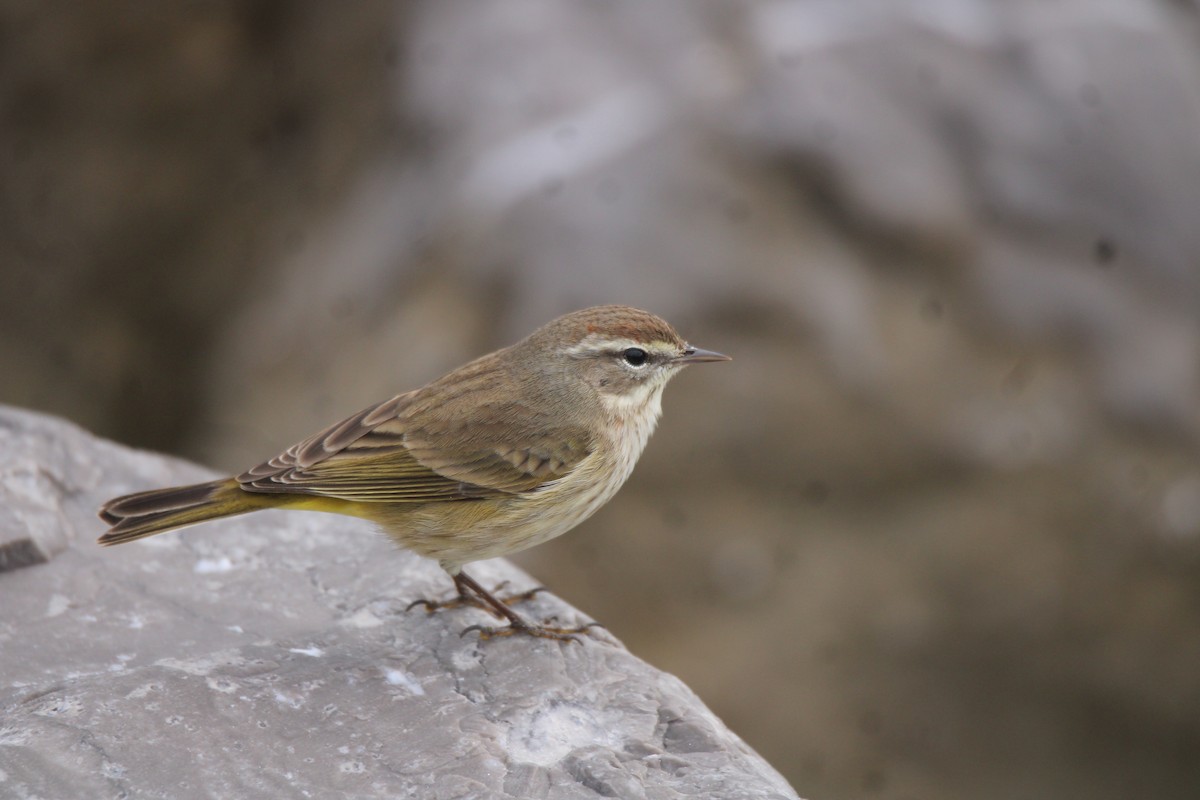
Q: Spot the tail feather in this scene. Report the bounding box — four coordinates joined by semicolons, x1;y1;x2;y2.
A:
98;479;258;545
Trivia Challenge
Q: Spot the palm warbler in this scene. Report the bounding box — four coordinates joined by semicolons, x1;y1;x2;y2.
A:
98;305;729;639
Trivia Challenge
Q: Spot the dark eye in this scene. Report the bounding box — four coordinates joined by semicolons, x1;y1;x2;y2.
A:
622;347;648;367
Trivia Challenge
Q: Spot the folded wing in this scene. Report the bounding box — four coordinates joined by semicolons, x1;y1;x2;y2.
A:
238;392;593;503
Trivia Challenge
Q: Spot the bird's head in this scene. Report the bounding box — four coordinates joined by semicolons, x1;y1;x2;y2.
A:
524;305;730;416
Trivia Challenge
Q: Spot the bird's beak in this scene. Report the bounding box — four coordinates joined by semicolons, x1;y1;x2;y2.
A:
676;346;732;364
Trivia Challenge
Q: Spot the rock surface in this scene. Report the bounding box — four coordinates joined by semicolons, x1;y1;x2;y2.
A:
0;405;798;799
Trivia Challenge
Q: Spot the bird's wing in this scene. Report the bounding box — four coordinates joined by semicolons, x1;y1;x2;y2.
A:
237;392;593;503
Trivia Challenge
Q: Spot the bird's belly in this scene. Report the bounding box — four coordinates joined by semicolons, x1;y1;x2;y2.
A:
390;442;642;569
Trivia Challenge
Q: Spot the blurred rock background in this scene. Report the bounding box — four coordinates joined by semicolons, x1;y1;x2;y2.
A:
4;0;1200;798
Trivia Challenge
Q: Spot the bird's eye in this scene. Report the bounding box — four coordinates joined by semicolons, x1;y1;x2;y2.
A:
622;347;648;367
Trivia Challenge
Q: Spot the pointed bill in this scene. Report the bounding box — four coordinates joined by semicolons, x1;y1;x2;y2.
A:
676;346;731;364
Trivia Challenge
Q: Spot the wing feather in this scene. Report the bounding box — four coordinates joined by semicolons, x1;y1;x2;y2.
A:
237;382;593;505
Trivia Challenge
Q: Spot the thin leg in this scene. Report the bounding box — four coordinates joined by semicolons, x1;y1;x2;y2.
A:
453;571;534;627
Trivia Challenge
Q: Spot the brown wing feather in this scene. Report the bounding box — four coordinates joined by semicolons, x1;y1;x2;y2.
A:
397;353;594;493
402;415;592;493
237;378;593;504
237;394;487;502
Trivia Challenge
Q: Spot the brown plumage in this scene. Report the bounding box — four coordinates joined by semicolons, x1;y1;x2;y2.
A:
98;305;729;639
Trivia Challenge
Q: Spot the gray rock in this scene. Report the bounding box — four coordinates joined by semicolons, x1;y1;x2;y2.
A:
0;405;798;799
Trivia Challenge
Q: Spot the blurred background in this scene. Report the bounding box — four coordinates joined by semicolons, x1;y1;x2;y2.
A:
4;0;1200;797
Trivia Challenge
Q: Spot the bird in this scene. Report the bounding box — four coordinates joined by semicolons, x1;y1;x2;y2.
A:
98;305;730;640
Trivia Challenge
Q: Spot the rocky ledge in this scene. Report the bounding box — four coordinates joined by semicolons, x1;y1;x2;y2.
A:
0;406;798;799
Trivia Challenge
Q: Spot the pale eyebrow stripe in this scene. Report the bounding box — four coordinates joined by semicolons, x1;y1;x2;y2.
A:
565;336;677;358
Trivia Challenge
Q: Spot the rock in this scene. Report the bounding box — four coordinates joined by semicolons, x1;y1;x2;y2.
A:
0;405;798;799
0;408;104;572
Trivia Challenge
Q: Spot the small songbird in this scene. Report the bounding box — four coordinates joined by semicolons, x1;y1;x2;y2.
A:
98;305;730;640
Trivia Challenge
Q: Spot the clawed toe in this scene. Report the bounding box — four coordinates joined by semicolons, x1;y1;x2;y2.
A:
460;618;605;644
405;594;482;614
502;585;548;606
405;597;435;613
405;582;548;618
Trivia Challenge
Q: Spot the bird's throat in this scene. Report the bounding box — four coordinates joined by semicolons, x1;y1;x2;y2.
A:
600;380;665;461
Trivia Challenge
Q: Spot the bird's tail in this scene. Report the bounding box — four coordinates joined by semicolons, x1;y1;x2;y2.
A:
97;479;260;546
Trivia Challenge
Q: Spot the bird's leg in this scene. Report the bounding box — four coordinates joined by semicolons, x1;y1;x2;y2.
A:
405;573;495;615
453;570;605;643
405;574;547;617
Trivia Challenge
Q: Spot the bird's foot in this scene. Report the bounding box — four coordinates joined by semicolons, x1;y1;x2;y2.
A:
405;593;481;614
414;570;596;641
461;617;606;644
405;581;548;618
